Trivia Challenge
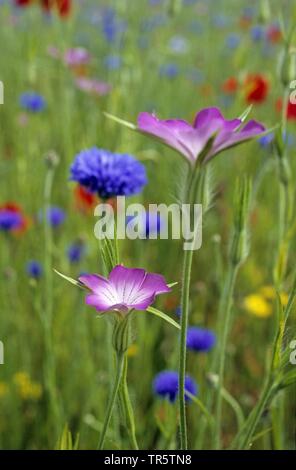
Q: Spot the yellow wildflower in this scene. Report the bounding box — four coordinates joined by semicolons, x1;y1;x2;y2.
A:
243;294;272;318
260;286;289;306
0;382;9;398
13;371;42;401
127;343;139;358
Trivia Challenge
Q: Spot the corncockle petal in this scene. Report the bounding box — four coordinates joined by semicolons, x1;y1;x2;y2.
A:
140;272;172;295
85;293;113;311
207;119;266;161
109;265;146;303
129;293;159;311
80;265;171;315
137;107;266;164
193;107;225;128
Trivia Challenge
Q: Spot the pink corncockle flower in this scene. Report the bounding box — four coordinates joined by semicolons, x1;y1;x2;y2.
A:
75;77;112;96
79;265;171;314
137;107;265;164
47;46;60;59
64;47;91;66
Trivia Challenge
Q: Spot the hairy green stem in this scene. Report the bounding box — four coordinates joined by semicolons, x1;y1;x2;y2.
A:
98;353;124;450
179;247;194;449
235;380;274;449
178;168;200;449
214;264;239;449
43;165;61;438
119;355;139;450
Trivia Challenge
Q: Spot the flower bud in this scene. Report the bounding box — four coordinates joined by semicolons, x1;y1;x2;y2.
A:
112;314;131;355
278;48;296;88
229;179;251;267
44;150;60;169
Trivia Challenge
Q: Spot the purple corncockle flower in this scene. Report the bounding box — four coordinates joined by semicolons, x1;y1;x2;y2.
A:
137;107;265;164
79;265;171;314
64;47;91;66
75;78;112;96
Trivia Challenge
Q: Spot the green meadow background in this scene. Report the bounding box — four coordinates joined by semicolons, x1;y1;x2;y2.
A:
0;0;295;450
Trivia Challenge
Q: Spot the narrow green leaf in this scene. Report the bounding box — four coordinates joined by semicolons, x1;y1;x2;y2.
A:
146;306;180;329
238;105;253;122
185;391;214;425
54;269;87;290
168;281;178;288
104;112;137;130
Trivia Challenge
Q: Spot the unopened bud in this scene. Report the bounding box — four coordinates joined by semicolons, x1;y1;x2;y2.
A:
44;150;60;169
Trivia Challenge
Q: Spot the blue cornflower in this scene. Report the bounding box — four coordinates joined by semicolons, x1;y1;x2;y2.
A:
169;36;188;54
101;8;126;43
250;25;264;42
70;147;147;199
226;33;241;49
159;63;179;79
0;209;22;231
153;370;198;403
40;206;66;227
26;260;43;279
103;55;122;70
67;242;85;263
175;306;182;318
258;133;274;148
212;14;230;29
187;327;216;352
19;92;46;113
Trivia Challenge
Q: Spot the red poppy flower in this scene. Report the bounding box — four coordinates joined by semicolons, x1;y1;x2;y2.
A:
245;74;269;104
266;24;282;44
276;98;296;121
74;185;97;213
15;0;72;17
14;0;32;5
222;77;238;94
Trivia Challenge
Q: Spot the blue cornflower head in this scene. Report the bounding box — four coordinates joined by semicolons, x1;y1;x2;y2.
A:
19;92;46;113
26;260;43;279
169;36;189;54
259;133;274;148
159;63;179;79
153;370;198;403
212;14;230;29
103;55;122;70
40;206;66;227
67;242;85;263
0;209;22;231
175;306;182;318
226;33;241;49
70;147;147;199
250;25;264;42
187;327;216;352
101;8;126;43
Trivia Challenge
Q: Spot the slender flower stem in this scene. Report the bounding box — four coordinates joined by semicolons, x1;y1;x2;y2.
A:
43;164;61;437
235;379;274;449
178;169;200;449
119;355;139;450
214;264;239;449
98;353;124;450
179;247;194;449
